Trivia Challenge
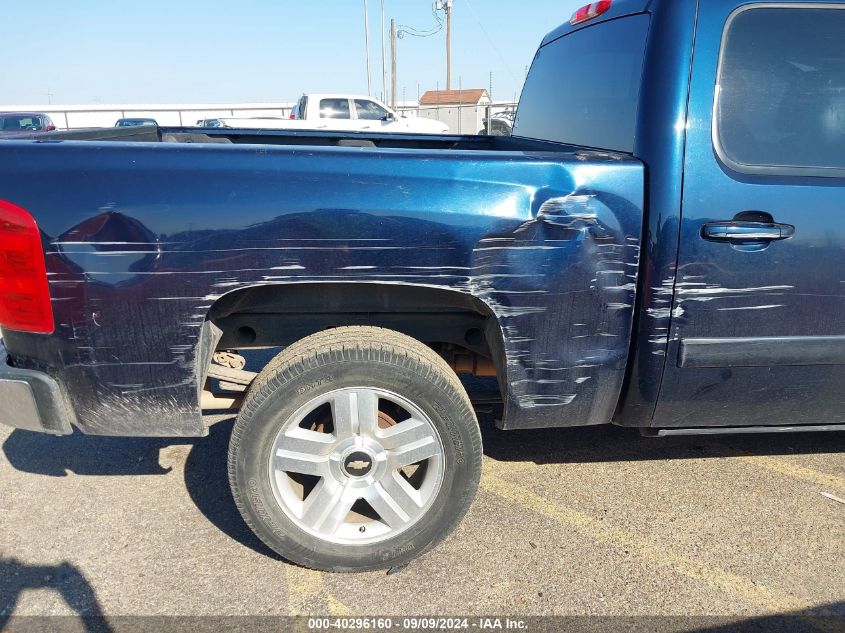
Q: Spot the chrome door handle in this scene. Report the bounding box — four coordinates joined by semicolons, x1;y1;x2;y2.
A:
702;221;795;242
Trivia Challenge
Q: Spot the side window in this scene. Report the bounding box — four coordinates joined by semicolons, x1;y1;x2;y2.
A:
514;14;650;152
354;99;389;121
319;98;351;119
715;7;845;174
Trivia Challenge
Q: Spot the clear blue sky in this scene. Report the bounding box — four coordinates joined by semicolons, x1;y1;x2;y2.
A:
1;0;583;105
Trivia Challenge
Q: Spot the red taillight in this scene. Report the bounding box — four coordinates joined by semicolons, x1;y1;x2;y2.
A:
289;113;297;119
570;0;611;25
0;200;54;333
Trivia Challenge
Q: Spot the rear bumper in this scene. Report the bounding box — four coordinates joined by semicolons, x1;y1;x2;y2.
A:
0;342;73;435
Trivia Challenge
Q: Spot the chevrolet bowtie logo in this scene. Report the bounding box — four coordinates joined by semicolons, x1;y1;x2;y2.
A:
348;460;371;470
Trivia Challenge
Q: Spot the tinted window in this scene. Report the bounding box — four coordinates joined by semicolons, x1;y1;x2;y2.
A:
319;98;350;119
355;99;389;121
3;116;41;130
715;7;845;173
514;14;650;152
1;116;41;130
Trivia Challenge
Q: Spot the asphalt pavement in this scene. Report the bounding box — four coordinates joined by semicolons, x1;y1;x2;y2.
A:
2;404;844;626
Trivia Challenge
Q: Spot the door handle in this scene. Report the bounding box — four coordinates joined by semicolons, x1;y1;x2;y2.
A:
702;221;795;242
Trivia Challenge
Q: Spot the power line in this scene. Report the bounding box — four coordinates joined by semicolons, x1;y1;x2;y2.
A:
460;0;518;83
397;5;443;40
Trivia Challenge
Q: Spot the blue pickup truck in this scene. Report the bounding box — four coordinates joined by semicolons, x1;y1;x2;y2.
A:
1;0;843;571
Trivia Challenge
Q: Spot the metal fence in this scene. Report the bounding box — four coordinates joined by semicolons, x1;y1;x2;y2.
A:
3;103;296;130
3;100;518;133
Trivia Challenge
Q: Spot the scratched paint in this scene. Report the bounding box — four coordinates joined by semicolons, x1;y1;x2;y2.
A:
1;140;644;435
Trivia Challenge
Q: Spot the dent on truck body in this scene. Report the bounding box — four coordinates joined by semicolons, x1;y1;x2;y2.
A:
0;142;643;435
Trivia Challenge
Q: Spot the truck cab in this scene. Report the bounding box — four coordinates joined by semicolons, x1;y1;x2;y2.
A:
516;0;845;431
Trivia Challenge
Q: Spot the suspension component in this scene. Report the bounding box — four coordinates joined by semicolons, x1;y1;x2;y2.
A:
212;350;246;370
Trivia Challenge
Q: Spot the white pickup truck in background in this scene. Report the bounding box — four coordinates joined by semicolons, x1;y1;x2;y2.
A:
208;94;450;134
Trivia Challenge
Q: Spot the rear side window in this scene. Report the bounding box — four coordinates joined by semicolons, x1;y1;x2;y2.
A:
1;116;42;131
714;6;845;174
319;98;351;119
514;14;650;152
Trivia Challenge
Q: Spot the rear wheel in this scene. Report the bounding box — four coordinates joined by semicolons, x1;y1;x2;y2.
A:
227;326;482;571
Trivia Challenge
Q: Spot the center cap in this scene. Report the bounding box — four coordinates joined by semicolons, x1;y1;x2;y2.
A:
343;450;374;477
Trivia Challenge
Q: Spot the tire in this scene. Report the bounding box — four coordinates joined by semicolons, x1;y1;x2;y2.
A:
227;326;482;571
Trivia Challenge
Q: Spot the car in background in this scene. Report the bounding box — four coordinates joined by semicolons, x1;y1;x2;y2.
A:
214;94;449;134
477;116;513;136
293;94;450;133
195;118;225;128
115;118;158;127
0;112;56;137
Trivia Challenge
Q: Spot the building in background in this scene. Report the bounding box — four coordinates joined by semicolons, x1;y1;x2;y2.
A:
417;89;491;135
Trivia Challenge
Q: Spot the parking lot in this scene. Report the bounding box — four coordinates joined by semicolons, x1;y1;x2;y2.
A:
2;401;844;626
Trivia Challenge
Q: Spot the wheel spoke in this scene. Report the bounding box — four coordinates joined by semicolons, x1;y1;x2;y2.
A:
301;479;358;534
356;390;379;438
274;428;334;476
331;389;378;439
365;471;423;529
378;418;433;450
387;434;441;470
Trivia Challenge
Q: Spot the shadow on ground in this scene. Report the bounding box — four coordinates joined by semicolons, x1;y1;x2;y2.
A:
0;429;184;478
182;417;283;560
0;558;113;632
0;417;280;560
479;416;845;465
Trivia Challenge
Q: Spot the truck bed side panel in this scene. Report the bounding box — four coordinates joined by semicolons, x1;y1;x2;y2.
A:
0;141;643;435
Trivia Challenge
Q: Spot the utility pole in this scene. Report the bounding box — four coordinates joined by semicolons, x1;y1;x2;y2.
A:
445;0;453;90
390;18;397;110
381;0;387;102
364;0;372;96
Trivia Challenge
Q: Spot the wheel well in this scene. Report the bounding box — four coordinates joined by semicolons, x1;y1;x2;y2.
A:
204;282;507;388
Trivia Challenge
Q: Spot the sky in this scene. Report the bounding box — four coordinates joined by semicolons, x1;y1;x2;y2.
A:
1;0;584;106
